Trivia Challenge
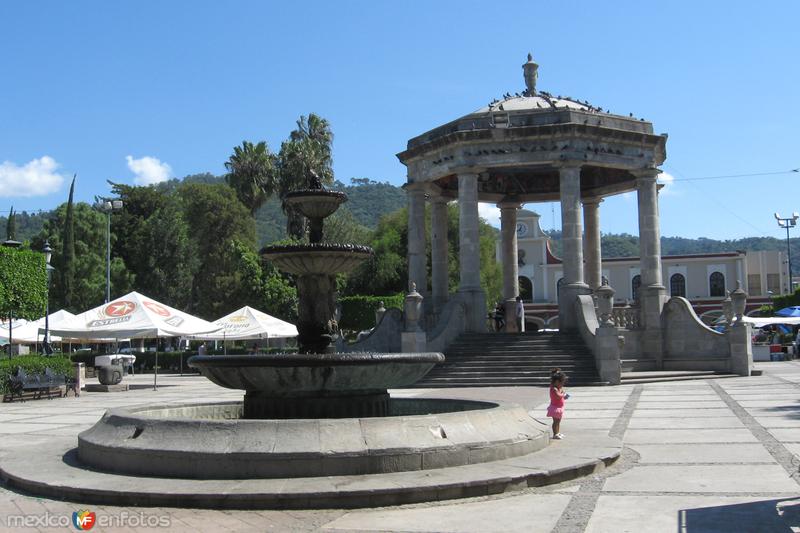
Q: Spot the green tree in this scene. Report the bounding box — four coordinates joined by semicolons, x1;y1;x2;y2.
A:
278;113;334;239
343;204;502;304
136;196;197;308
61;176;76;309
321;208;371;245
0;247;47;326
34;202;134;313
5;206;16;241
224;141;278;215
177;182;257;318
228;240;297;321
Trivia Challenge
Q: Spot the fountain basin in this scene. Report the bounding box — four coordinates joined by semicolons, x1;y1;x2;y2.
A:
188;352;444;418
282;189;347;220
77;399;548;479
261;243;373;275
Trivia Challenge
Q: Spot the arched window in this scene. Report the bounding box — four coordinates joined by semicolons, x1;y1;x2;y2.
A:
556;277;565;298
518;276;533;302
709;271;725;297
631;275;641;302
670;273;686;297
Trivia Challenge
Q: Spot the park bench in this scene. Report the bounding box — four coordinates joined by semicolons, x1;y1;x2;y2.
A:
3;367;69;402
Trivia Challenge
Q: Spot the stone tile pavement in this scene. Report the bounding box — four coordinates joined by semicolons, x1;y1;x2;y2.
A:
1;362;799;532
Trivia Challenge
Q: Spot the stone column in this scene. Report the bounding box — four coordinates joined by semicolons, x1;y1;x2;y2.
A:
583;198;603;292
406;183;428;297
635;168;667;365
457;171;486;332
430;195;450;312
499;199;523;332
558;164;591;331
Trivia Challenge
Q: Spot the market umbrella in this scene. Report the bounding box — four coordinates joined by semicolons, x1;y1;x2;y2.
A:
46;292;221;339
188;306;297;341
0;310;75;344
775;306;800;318
45;292;221;389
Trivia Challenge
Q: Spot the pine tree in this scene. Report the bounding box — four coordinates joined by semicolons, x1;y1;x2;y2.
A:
5;206;16;241
62;175;76;310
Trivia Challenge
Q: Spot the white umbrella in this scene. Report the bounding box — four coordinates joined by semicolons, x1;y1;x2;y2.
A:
45;291;221;339
714;315;800;327
0;310;75;344
44;292;221;390
188;306;297;341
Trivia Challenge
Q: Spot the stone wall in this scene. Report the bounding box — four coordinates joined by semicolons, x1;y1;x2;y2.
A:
662;297;731;371
343;308;403;353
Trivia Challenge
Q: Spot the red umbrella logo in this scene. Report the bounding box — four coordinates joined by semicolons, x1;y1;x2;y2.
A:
144;301;171;317
104;301;136;317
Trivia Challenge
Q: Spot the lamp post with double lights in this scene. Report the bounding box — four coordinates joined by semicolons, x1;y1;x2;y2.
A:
774;212;799;293
94;197;124;303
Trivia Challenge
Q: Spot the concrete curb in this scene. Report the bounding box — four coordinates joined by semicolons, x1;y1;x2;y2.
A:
0;431;620;510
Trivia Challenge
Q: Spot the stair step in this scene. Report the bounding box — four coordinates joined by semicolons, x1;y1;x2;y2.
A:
412;332;600;388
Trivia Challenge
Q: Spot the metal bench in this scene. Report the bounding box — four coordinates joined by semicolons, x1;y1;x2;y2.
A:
3;368;68;402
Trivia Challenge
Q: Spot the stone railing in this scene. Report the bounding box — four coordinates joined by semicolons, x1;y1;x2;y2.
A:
611;305;640;330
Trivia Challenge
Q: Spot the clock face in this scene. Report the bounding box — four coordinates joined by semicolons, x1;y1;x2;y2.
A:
516;222;528;237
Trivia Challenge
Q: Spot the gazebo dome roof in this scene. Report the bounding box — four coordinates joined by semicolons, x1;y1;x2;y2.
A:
471;94;591;115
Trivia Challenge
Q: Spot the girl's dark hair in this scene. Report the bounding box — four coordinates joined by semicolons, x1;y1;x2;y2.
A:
550;367;567;385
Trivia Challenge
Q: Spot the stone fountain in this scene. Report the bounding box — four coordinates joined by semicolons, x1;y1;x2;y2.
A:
186;173;443;419
42;174;564;508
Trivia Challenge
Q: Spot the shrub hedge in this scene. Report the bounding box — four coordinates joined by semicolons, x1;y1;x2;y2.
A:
0;355;72;396
338;294;403;332
768;288;800;315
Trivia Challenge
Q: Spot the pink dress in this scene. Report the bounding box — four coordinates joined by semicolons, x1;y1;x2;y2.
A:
547;386;565;419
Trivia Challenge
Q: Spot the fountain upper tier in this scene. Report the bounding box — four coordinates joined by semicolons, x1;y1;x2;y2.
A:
262;242;373;276
262;186;374;275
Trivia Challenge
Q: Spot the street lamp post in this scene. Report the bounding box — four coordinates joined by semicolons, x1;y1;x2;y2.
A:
94;198;123;303
775;212;799;294
42;240;53;355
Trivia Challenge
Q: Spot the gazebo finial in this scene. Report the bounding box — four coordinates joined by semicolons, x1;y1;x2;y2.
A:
522;52;539;96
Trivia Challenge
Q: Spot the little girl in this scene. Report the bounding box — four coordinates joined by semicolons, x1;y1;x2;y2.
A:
547;368;569;439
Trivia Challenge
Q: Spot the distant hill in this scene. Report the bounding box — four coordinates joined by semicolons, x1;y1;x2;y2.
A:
0;209;49;243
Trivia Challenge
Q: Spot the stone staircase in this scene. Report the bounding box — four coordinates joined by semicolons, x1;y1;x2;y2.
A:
412;332;605;388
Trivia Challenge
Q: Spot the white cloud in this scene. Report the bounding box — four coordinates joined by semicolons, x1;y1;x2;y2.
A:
126;155;172;185
478;203;501;227
0;156;65;197
658;171;677;195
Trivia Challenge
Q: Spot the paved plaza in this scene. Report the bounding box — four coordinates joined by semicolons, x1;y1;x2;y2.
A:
1;363;799;532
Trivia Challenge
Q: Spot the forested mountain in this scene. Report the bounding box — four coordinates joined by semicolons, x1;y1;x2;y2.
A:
2;176;796;275
251;178;406;245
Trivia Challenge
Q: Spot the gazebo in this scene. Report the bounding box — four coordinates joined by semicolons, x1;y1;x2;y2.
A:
396;53;675;368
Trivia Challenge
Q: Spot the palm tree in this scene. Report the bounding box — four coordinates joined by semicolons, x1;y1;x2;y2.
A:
278;114;334;239
224;141;278;215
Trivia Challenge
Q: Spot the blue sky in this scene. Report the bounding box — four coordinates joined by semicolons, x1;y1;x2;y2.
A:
1;1;798;240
